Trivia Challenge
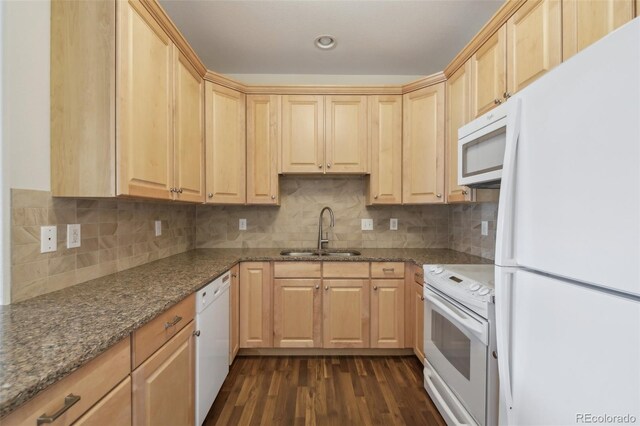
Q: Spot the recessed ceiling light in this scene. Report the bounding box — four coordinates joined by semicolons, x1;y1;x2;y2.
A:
315;35;336;50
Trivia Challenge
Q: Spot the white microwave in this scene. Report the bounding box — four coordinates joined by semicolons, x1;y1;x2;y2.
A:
458;100;521;188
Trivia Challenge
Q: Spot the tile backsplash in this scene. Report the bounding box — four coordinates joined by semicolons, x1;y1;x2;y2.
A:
10;189;196;303
9;180;498;302
196;177;450;249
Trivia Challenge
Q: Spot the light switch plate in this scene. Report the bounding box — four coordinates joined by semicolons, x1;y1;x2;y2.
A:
361;219;373;231
239;218;247;231
390;218;398;231
481;221;489;236
40;226;57;253
67;224;81;248
155;220;162;237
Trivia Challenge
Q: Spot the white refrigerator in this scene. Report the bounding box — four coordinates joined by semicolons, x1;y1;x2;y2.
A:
494;18;640;425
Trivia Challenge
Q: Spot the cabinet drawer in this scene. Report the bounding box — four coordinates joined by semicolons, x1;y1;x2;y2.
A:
1;338;130;426
73;376;131;426
273;262;321;278
132;293;195;368
323;262;370;278
371;262;405;278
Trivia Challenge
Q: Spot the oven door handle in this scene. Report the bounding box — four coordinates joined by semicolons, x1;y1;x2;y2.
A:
425;288;488;345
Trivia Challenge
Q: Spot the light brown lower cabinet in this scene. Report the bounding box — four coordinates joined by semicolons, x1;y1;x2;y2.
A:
273;278;323;348
413;281;426;364
229;264;240;364
371;279;405;348
323;279;370;348
132;322;196;426
239;262;273;348
73;377;131;426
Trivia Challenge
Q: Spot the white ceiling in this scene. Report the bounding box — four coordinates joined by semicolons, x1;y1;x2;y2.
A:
159;0;503;77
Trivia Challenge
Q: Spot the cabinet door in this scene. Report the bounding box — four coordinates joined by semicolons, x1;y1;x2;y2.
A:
402;83;446;204
446;62;474;203
470;26;506;117
325;96;368;173
563;0;634;59
371;279;405;348
273;279;322;348
74;377;131;426
323;279;370;348
205;82;246;204
229;264;240;364
239;262;273;347
368;95;402;205
507;0;562;94
117;0;174;200
247;95;280;204
281;95;324;173
174;49;205;202
132;322;195;426
413;282;425;364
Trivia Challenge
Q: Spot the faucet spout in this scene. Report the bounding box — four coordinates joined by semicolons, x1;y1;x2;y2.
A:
317;207;335;250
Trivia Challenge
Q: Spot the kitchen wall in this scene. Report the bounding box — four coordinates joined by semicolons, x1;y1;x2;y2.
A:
449;202;498;260
10;189;196;303
197;176;450;249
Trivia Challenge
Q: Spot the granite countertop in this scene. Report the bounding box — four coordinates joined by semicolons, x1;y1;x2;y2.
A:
0;248;490;418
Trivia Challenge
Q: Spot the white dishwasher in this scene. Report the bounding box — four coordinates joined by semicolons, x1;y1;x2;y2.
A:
195;270;230;425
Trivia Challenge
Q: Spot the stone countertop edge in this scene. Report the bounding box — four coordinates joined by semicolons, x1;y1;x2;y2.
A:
0;248;490;418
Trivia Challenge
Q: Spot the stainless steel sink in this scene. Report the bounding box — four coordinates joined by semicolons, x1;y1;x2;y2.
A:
279;249;361;257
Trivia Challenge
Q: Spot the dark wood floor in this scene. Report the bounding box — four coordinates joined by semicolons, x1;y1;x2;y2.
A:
204;356;446;426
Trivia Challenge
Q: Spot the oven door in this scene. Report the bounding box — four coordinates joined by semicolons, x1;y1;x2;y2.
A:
424;287;489;425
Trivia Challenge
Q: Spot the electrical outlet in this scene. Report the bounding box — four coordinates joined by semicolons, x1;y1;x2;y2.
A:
67;224;81;249
361;218;373;231
155;220;162;237
239;218;247;231
390;218;398;231
481;221;489;236
40;226;57;253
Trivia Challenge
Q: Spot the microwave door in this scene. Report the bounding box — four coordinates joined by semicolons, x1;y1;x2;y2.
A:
458;116;507;187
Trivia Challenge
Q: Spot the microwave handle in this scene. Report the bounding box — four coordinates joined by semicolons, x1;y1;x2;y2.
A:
495;267;516;421
495;98;522;266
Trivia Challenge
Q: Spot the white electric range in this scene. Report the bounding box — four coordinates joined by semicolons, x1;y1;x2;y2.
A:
423;264;498;426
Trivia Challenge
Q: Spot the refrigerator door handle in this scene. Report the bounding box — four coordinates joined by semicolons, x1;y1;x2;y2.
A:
495;98;522;267
495;267;516;421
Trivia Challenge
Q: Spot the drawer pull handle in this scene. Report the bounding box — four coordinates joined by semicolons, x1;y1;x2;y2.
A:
164;315;183;329
382;268;395;272
37;394;81;425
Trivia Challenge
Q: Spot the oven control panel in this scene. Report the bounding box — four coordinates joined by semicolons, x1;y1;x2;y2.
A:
424;264;495;317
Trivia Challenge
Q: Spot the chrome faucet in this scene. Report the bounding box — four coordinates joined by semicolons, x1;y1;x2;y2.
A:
317;206;335;250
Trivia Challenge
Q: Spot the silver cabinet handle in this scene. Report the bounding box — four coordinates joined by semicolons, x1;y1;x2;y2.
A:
373;286;378;291
164;315;182;329
37;394;81;425
421;295;425;301
315;284;320;290
207;193;213;198
327;163;332;169
374;194;378;199
462;189;468;195
382;268;394;272
231;273;237;278
318;164;323;169
178;188;183;193
494;99;502;105
271;195;276;200
504;92;512;99
169;187;176;193
325;286;329;291
436;193;442;198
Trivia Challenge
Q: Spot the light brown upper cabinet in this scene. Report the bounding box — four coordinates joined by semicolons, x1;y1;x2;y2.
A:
174;51;205;203
325;96;368;173
247;95;281;204
51;0;204;201
205;82;246;204
403;83;446;204
239;262;273;348
507;0;562;95
446;62;474;203
282;95;325;173
282;95;368;174
367;95;403;205
470;26;507;118
563;0;634;59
